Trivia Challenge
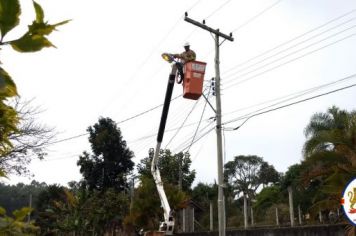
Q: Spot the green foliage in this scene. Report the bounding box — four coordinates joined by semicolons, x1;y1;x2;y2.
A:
77;117;134;191
0;68;18;161
301;106;356;211
137;149;196;191
0;206;39;235
0;181;48;217
254;186;281;215
0;0;67;177
224;155;280;199
127;176;187;231
0;0;69;52
0;0;21;39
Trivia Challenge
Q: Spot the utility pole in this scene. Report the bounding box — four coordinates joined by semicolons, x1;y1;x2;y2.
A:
184;12;233;236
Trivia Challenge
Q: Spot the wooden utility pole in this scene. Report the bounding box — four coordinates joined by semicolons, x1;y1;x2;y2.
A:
184;12;233;236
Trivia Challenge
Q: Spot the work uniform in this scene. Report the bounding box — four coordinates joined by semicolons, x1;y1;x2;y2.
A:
174;49;196;63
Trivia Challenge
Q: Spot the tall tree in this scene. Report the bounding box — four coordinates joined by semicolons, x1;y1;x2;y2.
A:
137;149;196;191
77;117;134;191
301;106;356;211
224;155;280;199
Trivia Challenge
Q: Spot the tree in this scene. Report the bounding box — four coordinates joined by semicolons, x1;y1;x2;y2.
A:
137;149;196;191
127;149;194;231
0;206;39;235
35;184;69;234
0;99;55;176
301;106;356;210
224;155;280;199
77;117;134;192
126;176;187;231
0;0;68;176
0;180;47;216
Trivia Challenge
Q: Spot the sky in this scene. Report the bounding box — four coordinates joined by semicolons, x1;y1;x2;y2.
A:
2;0;356;187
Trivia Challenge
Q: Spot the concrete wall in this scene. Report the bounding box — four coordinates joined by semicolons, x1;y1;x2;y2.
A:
177;224;346;236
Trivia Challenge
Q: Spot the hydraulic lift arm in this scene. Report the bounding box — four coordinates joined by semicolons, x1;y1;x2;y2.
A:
151;63;179;235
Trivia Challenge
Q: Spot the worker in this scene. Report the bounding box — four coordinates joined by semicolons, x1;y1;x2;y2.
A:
173;42;196;63
173;42;196;84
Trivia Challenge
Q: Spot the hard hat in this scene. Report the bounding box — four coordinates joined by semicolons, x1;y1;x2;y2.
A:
184;42;190;47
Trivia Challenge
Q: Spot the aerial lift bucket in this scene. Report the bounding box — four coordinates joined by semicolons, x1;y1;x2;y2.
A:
182;61;207;100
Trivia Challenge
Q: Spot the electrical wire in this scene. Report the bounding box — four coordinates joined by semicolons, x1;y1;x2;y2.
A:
231;0;284;33
223;21;356;85
223;73;356;117
164;98;201;149
222;9;356;76
223;32;356;90
185;87;212;154
101;0;205;114
176;125;215;153
163;87;211;149
223;80;356;127
205;0;232;20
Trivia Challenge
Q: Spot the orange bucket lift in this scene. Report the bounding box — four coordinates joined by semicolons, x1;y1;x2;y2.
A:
182;61;207;100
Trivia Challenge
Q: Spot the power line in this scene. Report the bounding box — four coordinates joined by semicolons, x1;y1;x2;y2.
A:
231;0;283;33
205;0;232;20
223;73;356;117
185;88;212;154
223;80;356;127
223;32;356;90
222;9;356;77
117;94;182;125
176;124;215;153
223;21;356;86
101;0;204;114
223;17;356;82
44;133;88;146
164;97;201;149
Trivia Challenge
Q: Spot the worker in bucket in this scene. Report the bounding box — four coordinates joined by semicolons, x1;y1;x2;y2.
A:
173;42;196;63
172;42;196;83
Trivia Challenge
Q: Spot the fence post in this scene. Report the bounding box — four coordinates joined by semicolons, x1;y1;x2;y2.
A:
288;186;295;227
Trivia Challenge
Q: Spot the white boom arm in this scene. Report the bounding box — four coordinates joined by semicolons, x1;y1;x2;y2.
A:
150;64;178;235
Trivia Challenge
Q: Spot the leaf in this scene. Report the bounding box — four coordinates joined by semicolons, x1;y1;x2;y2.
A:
0;0;21;39
0;66;17;97
0;206;6;216
10;18;70;52
0;168;7;178
32;1;44;23
10;33;54;52
12;207;32;221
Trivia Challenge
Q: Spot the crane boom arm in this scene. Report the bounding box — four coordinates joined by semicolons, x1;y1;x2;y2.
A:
151;64;178;235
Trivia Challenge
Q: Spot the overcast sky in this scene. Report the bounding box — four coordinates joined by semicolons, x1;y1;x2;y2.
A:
2;0;356;186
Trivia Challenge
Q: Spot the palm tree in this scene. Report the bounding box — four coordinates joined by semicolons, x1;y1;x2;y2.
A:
301;106;356;211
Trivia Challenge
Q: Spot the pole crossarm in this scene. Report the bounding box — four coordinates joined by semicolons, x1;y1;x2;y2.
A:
184;15;234;41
